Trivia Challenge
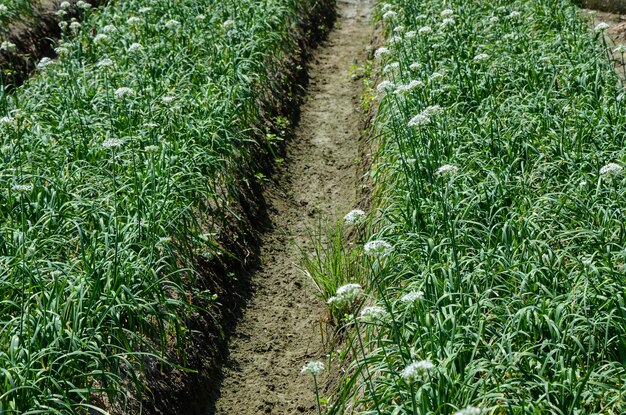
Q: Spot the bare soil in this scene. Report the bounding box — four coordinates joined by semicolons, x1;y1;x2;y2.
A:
583;7;626;75
0;0;100;87
211;1;374;414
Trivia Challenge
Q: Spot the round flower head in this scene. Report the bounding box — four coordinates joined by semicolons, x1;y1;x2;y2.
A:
70;21;82;32
1;41;16;52
13;183;33;193
0;5;8;14
405;30;417;39
37;57;54;70
383;62;400;74
454;407;485;415
102;24;117;33
441;18;455;27
94;33;109;44
138;6;152;13
435;164;459;176
127;16;142;26
364;240;392;257
59;1;71;10
400;290;424;303
400;360;434;382
301;361;324;376
102;138;123;149
96;58;114;68
0;116;15;126
336;283;362;302
374;47;390;59
377;80;395;94
395;80;425;95
344;209;366;225
360;306;389;321
408;113;431;127
595;22;609;32
115;87;135;99
508;11;521;19
165;19;181;30
441;9;454;17
128;43;144;53
382;10;397;20
144;145;159;152
76;1;91;10
409;62;422;70
418;26;432;35
429;72;444;81
474;53;489;62
600;162;623;175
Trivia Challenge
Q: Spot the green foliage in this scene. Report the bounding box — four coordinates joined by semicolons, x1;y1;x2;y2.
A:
0;0;328;412
325;0;626;414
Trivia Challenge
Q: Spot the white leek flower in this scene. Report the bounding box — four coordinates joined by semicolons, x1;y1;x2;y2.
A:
400;290;424;303
115;87;135;99
435;164;459;176
127;16;142;26
408;113;431;127
377;80;395;94
418;26;432;35
382;10;397;20
364;240;392;257
508;11;521;19
13;184;33;193
37;57;54;70
360;306;389;321
96;58;114;68
344;209;366;225
441;9;454;17
400;360;434;382
301;361;324;376
102;138;123;149
94;34;109;44
441;18;455;27
76;1;91;10
336;283;362;301
595;22;609;32
128;43;143;53
454;407;484;415
600;162;623;175
474;53;489;62
395;80;424;94
0;41;16;52
374;47;390;59
165;19;181;30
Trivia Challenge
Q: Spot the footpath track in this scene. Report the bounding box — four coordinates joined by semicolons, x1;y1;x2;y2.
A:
211;0;374;413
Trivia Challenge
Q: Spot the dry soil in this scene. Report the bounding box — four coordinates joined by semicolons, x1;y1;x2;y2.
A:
210;0;374;414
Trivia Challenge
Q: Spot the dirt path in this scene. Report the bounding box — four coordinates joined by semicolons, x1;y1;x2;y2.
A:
211;1;374;414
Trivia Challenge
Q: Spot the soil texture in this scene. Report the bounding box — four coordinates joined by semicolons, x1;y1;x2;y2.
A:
211;0;374;414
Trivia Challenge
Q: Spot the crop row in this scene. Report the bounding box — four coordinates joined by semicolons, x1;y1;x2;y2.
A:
315;0;626;414
0;0;327;412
